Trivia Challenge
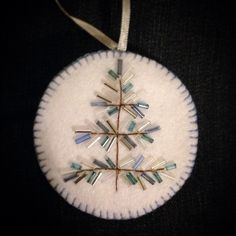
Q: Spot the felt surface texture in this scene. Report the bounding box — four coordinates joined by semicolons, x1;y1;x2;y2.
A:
6;0;233;234
34;50;197;219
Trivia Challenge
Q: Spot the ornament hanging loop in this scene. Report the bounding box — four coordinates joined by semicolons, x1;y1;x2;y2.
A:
117;0;131;51
55;0;131;51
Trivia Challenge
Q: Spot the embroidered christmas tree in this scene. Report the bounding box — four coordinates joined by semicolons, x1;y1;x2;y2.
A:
62;59;176;190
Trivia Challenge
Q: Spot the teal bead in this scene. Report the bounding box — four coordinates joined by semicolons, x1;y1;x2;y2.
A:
141;134;154;143
70;162;82;170
108;70;119;80
105;156;116;168
126;172;138;185
122;82;133;93
153;172;163;183
87;171;96;183
165;162;177;170
128;120;136;132
107;106;119;116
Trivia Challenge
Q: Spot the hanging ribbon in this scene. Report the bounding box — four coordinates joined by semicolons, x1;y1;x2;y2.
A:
117;0;131;51
55;0;131;51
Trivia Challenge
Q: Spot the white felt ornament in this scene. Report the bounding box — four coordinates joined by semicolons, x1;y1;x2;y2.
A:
34;1;198;220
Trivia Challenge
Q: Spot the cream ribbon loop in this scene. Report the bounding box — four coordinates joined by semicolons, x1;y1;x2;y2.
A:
55;0;130;51
118;0;131;51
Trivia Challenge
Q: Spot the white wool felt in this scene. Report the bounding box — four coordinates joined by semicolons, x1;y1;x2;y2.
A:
34;51;198;220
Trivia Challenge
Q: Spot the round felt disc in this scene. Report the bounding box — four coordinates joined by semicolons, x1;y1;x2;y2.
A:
34;50;198;219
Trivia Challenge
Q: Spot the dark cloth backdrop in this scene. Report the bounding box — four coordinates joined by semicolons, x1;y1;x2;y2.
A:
6;0;234;235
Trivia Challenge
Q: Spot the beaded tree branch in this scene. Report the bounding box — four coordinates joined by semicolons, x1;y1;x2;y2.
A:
62;59;177;191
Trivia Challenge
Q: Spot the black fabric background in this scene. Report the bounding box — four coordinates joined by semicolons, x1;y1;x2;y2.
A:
5;0;234;235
